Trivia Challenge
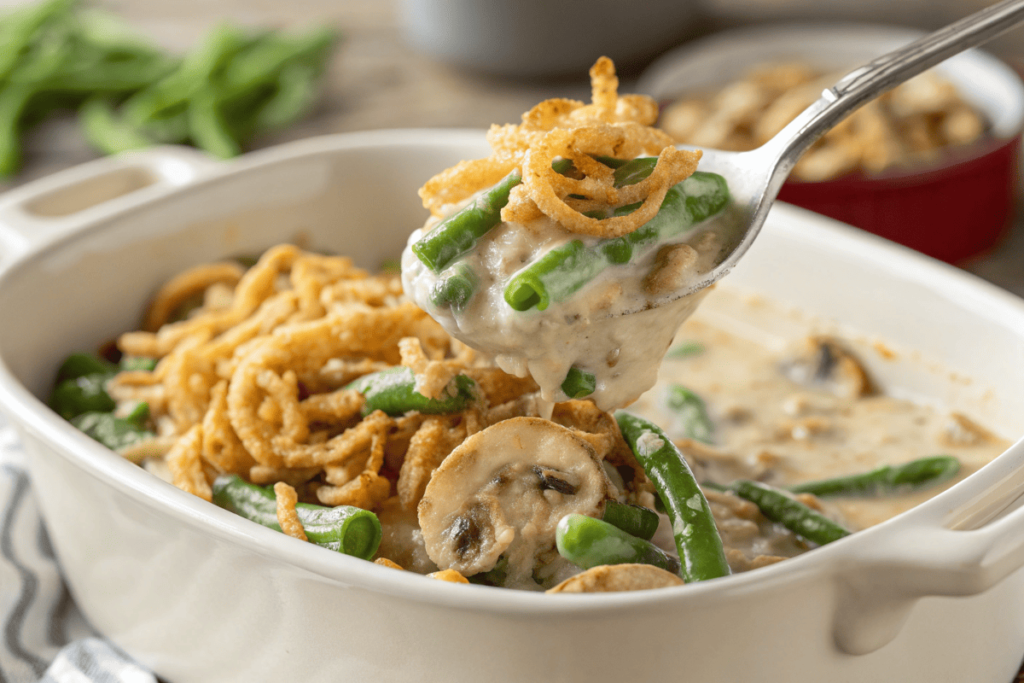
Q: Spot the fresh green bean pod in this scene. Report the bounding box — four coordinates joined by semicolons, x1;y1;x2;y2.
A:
49;373;115;419
0;0;72;80
187;87;241;158
81;96;153;154
504;171;730;311
560;366;596;399
70;402;154;451
346;366;475;417
733;480;851;546
212;474;382;560
556;513;681;575
788;456;961;498
602;500;660;541
665;384;714;444
616;412;730;583
430;263;478;312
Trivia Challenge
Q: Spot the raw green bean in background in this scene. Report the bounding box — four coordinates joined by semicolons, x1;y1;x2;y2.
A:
616;412;730;582
70;401;154;451
665;384;714;444
347;366;475;417
602;500;660;541
733;480;851;546
560;366;596;399
0;0;339;176
788;455;961;498
556;514;681;575
504;171;730;312
430;263;478;312
212;474;382;560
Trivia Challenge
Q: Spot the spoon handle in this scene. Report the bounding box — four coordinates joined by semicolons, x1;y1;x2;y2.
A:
766;0;1024;170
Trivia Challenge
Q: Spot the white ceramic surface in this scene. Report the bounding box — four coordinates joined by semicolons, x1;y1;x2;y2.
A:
0;133;1023;682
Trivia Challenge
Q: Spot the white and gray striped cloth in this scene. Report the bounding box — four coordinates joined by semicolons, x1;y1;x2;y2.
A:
0;415;158;683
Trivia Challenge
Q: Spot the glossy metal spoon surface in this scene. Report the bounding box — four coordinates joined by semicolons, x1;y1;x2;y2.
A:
668;0;1024;302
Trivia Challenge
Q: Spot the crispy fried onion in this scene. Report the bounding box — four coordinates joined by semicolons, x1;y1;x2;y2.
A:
417;56;700;238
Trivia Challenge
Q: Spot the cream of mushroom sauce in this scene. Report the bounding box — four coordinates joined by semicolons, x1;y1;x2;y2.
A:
632;287;1008;538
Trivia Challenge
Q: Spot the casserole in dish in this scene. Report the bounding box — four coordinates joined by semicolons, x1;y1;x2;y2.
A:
0;132;1022;682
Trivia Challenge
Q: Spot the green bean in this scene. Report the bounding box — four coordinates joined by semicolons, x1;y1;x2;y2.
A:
665;384;714;444
555;513;681;575
0;84;36;177
612;156;658;187
123;23;247;125
788;456;961;498
211;474;382;560
666;341;705;358
504;171;730;311
430;263;478;312
187;87;240;159
412;158;576;273
49;371;115;420
602;500;660;541
252;62;318;132
119;356;157;372
70;402;154;451
346;366;475;417
560;366;596;399
80;96;153;154
412;170;522;273
616;412;730;583
732;480;851;546
0;0;72;80
56;352;116;383
219;27;336;98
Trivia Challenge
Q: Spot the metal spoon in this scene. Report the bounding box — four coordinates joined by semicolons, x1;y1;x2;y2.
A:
674;0;1024;300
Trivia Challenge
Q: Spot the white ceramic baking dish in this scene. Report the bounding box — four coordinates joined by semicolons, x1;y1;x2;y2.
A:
0;132;1023;683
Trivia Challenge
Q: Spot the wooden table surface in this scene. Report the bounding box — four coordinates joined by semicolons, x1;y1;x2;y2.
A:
2;0;1023;679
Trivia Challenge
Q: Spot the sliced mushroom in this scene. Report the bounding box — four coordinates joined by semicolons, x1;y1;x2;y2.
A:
778;336;869;399
418;417;610;586
547;564;684;593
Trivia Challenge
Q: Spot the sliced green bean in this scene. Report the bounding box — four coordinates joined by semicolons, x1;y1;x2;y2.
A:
347;366;475;417
665;384;714;444
56;352;116;383
602;500;660;541
788;456;961;498
430;263;478;312
560;366;596;399
120;356;157;372
616;412;730;582
504;171;730;311
412;170;521;273
733;480;850;546
556;514;681;575
70;402;154;451
49;372;115;419
412;158;575;273
211;474;382;559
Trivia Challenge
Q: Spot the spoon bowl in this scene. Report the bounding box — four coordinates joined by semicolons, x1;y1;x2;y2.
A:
669;0;1024;301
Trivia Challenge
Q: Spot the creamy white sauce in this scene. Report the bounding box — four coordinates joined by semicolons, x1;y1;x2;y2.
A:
402;192;727;411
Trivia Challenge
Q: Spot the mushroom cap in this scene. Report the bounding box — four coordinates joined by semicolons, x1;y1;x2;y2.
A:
418;417;609;581
547;563;685;593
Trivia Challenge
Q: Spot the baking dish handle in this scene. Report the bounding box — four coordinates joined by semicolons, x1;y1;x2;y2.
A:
833;438;1024;655
0;146;222;263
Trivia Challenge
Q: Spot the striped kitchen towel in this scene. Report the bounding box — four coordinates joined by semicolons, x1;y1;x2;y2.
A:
0;417;158;683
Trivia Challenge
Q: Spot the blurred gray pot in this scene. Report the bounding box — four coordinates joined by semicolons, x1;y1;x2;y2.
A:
398;0;704;78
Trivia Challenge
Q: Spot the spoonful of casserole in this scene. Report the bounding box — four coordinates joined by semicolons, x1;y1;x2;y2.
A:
402;0;1024;411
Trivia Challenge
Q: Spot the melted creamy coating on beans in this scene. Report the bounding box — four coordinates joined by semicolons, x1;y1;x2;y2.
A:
634;287;1009;535
402;201;725;411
